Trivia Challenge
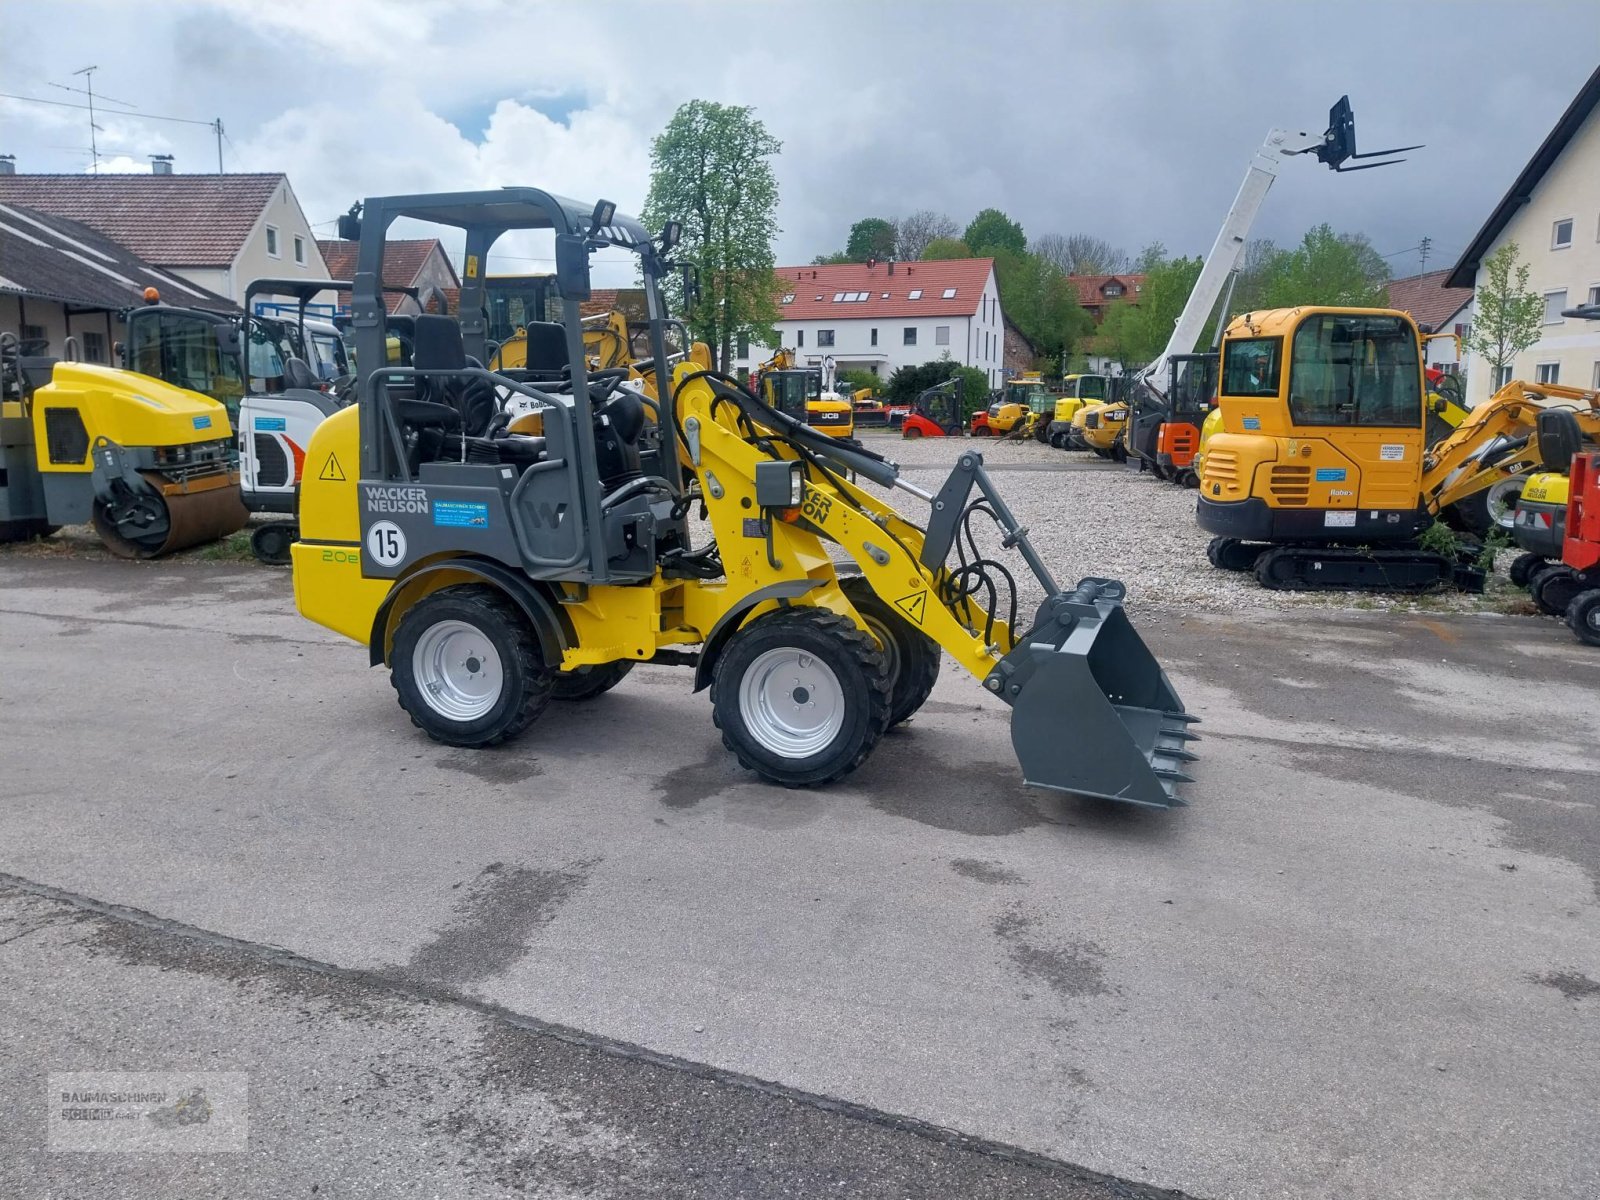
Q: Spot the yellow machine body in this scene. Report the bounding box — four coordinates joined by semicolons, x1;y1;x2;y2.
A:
1078;401;1129;452
1199;305;1600;551
292;370;1003;679
32;362;236;472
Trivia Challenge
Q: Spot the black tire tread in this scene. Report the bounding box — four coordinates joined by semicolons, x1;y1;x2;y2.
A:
391;585;552;747
551;660;634;701
1567;588;1600;646
840;575;941;728
710;607;890;787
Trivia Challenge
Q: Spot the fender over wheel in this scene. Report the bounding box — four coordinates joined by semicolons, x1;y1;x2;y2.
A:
711;607;890;787
390;584;553;746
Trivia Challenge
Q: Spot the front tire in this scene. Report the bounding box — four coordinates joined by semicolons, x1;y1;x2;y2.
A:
390;585;552;746
711;608;889;787
841;576;940;728
903;426;923;440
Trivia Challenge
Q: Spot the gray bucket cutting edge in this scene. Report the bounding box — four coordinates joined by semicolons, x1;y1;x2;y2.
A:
990;579;1198;809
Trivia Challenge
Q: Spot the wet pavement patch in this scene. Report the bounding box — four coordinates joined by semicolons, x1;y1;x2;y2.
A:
857;742;1048;836
1288;745;1600;899
951;858;1024;885
994;905;1112;1001
1532;970;1600;1001
402;859;599;987
435;750;544;785
653;748;748;810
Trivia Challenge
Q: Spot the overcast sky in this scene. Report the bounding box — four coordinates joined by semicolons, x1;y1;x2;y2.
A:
2;0;1596;287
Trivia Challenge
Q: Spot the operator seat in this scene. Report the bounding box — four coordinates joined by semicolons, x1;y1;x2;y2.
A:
520;321;569;378
411;314;499;437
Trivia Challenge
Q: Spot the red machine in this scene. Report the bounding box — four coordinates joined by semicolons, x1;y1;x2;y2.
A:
902;377;966;439
1555;450;1600;644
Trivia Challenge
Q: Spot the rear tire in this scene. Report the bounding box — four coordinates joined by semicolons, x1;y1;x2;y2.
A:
1567;589;1600;646
903;426;923;439
972;425;992;438
1532;566;1583;617
551;660;634;701
390;585;552;747
1449;478;1525;537
711;607;889;787
841;575;940;728
1508;551;1548;589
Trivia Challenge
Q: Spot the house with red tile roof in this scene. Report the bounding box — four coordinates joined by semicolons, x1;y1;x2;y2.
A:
318;238;461;315
0;169;330;309
738;258;1006;386
1383;269;1473;373
1069;274;1146;323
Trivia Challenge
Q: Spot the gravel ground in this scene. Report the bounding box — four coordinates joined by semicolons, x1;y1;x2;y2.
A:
850;429;1538;619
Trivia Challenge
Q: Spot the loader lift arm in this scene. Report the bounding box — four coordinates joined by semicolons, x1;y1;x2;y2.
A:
1425;381;1600;513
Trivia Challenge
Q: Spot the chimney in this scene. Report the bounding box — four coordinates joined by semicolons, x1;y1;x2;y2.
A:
888;261;895;275
0;155;14;176
150;154;174;175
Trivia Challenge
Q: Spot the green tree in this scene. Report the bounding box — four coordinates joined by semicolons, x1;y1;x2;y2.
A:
1094;301;1144;373
642;100;783;372
845;217;897;262
836;367;882;396
921;236;972;260
1462;241;1543;390
810;250;853;265
962;208;1027;257
884;355;990;418
991;250;1094;359
1133;241;1168;273
1255;224;1390;309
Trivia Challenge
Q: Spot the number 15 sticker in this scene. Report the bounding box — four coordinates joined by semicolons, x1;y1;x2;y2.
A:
367;520;407;566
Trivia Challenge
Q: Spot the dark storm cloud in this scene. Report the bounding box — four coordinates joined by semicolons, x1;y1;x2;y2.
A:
1;0;1594;281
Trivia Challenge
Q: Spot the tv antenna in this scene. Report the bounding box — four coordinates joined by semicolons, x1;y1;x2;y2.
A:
48;66;137;174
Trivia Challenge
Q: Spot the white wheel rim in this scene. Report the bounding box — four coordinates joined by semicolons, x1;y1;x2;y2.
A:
738;647;845;757
1487;478;1524;529
412;619;504;721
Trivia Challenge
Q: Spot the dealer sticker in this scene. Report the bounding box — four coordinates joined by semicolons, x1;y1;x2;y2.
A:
254;416;286;432
1380;444;1406;461
1314;467;1347;482
192;415;212;430
1324;511;1357;528
1243;416;1261;430
433;500;490;529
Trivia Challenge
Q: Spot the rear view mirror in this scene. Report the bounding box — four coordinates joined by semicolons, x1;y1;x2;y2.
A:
555;233;592;301
216;324;241;358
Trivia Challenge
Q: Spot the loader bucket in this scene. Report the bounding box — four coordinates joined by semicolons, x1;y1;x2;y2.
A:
987;579;1197;808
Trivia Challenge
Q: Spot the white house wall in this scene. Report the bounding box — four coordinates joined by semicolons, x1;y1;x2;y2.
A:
739;268;1006;386
1461;101;1600;401
229;179;334;310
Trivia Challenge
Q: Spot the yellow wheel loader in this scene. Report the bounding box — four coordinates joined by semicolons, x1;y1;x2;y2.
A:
0;333;247;557
290;189;1197;807
1045;375;1110;448
1197;306;1600;590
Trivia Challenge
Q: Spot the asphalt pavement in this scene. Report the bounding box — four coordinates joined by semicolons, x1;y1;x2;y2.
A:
0;557;1596;1199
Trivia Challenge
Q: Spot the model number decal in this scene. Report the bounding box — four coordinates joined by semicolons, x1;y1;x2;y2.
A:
320;547;361;564
1314;468;1347;482
801;485;832;524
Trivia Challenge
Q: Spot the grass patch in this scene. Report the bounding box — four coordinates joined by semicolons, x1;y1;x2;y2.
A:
193;532;256;563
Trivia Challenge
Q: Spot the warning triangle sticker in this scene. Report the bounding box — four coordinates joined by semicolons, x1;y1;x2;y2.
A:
893;590;927;625
318;453;346;482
